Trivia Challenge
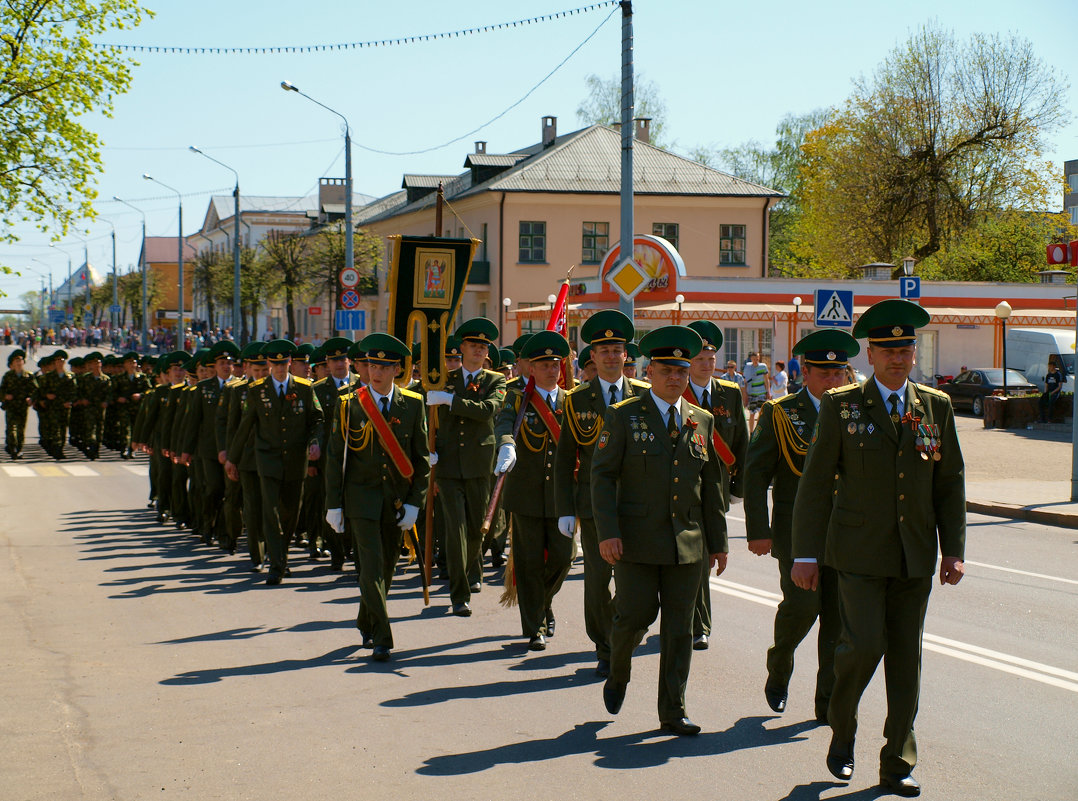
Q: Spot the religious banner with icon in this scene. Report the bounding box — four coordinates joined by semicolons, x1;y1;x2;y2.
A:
386;235;479;390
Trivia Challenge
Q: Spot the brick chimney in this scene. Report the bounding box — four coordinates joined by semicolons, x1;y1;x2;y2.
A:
542;115;557;147
475;141;486;154
634;117;651;145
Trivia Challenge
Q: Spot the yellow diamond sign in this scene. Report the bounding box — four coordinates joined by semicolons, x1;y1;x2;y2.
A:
608;258;648;301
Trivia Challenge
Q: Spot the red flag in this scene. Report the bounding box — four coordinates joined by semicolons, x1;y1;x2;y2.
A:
546;279;572;387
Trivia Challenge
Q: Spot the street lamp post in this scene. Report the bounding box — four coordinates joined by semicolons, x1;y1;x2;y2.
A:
502;297;512;339
114;196;148;351
29;260;50;327
547;293;557;311
102;220;118;330
281;80;353;340
190;146;242;343
792;295;802;356
143;174;184;343
995;301;1012;410
71;232;91;316
675;293;685;326
50;243;73;324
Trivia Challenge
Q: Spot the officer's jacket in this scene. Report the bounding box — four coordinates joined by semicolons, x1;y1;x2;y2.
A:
110;372;150;418
324;386;429;521
0;369;36;412
590;393;727;564
744;388;818;561
182;376;230;459
792;377;965;577
227;375;323;481
77;373;111;412
494;385;566;517
162;383;191;456
554;377;650;519
434;367;506;480
221;378;259;472
139;382;175;450
684;376;749;503
312;375;358;469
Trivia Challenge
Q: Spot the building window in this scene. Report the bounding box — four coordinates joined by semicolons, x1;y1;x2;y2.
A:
1071;206;1078;226
582;221;609;264
1069;174;1078;193
720;224;746;265
653;222;679;251
519;221;546;263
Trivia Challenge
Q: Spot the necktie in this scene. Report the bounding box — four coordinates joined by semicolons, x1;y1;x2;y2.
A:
888;392;901;428
609;384;617;407
278;383;285;400
667;406;679;440
547;392;556;411
701;388;711;409
380;396;390;418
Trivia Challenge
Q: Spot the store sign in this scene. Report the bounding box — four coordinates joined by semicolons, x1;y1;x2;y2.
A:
601;234;686;296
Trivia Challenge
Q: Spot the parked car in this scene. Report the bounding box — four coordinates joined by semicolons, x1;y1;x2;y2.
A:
939;368;1038;416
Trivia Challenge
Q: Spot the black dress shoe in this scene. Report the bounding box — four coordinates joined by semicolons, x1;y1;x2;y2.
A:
879;774;920;797
265;573;282;586
595;659;610;678
330;558;344;571
826;736;855;781
360;631;374;648
490;552;504;569
660;717;701;736
692;634;709;650
283;567;292;577
371;645;391;662
545;609;556;638
764;684;788;713
452;602;472;617
469;581;482;593
308;548;323;560
249;563;264;573
528;634;546;651
603;679;626;715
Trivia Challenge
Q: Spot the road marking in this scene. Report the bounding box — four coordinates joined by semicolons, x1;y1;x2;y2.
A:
1;465;36;477
963;559;1078;587
726;514;746;522
122;464;149;476
61;464;98;477
709;577;1078;694
33;465;65;477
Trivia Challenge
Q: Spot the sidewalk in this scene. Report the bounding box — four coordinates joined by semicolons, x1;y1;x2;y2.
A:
967;479;1078;528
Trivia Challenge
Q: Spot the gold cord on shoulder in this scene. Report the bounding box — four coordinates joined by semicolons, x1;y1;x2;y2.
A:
772;404;809;477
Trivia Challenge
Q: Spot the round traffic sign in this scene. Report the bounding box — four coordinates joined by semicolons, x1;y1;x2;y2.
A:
340;290;360;310
339;267;360;288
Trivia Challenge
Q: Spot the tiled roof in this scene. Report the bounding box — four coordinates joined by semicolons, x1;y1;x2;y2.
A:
144;236;198;263
463;153;527;168
402;175;457;189
205;191;377;226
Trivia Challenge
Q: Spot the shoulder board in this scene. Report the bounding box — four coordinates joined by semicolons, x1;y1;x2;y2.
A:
312;376;329;387
170;382;185;390
400;388;423;400
774;391;798;405
914;382;948;398
824;382;859;397
251;377;267;386
292;376;312;386
717;378;740;390
612;395;642;410
629;378;650;389
185;385;197;391
565;381;592;397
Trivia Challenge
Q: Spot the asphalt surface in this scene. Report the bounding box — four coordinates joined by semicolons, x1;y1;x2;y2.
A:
2;436;1076;801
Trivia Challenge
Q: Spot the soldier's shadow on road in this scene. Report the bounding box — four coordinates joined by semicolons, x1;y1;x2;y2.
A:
159;644;362;685
416;715;819;775
774;781;883;800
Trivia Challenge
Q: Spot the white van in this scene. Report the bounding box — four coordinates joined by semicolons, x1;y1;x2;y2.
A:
1005;328;1076;392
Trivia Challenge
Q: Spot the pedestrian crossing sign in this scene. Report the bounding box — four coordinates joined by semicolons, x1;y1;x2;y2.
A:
814;289;854;328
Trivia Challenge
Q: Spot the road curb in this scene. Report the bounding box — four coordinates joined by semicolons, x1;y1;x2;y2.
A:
967;500;1078;529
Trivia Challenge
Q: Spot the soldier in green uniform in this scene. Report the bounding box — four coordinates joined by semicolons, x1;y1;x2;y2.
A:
77;352;112;459
67;356;86;453
138;352;188;523
555;310;650;677
684;320;750;651
496;347;515;380
494;330;573;652
791;300;966;797
163;353;197;529
592;325;728;736
181;341;240;548
505;334;533;392
226;339;323;585
325;333;429;661
744;329;858;723
426;318;506;616
1;349;36;459
576;345;597;383
38;350;76;459
310;337;357;569
220;342;268;570
31;353;52;451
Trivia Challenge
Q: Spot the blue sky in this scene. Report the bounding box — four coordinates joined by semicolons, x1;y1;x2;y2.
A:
2;0;1076;301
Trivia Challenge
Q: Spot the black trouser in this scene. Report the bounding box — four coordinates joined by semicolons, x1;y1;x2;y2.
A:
4;410;27;455
437;476;488;604
200;456;227;544
579;516;614;660
510;513;573;639
1039;391;1060;421
351;504;404;648
259;474;303;578
239;469;264;566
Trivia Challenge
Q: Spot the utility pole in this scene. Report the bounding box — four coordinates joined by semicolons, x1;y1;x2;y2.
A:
618;1;634;321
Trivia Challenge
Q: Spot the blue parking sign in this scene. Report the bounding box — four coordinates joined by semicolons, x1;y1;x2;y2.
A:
899;276;921;299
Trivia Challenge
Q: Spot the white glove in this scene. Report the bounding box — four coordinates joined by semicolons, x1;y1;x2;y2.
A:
426;390;453;406
397;504;419;531
429;451;439;466
557;516;577;538
495;443;517;475
325;508;344;534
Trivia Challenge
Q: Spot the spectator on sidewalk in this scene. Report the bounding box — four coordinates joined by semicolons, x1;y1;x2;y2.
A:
1039;360;1063;422
771;361;789;399
745;352;770;432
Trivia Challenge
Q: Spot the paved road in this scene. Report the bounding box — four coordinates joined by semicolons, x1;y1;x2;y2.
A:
2;443;1075;801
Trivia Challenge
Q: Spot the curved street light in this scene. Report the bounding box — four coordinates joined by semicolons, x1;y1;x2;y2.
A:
143;174;185;337
114;195;148;350
190;146;242;342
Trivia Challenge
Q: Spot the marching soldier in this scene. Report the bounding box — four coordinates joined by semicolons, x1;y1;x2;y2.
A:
325;333;429;662
494;330;573;652
554;310;649;677
792;300;965;797
592;325;728;736
576;346;597;382
684;320;749;651
506;334;532;392
744;329;858;723
163;354;198;530
310;337;357;569
76;352;112;460
138;352;188;523
67;356;86;453
37;350;76;459
181;341;240;549
226;340;323;585
220;342;268;570
1;349;36;459
426;318;506;616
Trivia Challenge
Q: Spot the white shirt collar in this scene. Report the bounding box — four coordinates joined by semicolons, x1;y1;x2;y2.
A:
806;388;822;412
369;385;394;407
598;376;624;396
649;390;682;419
272;376;289;394
689;378;710;402
874;377;908;408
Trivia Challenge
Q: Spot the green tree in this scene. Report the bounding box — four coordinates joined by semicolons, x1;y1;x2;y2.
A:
258;230;314;341
117;267;163;333
305;224;382;334
0;1;151;244
796;24;1069;277
576;72;668;147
